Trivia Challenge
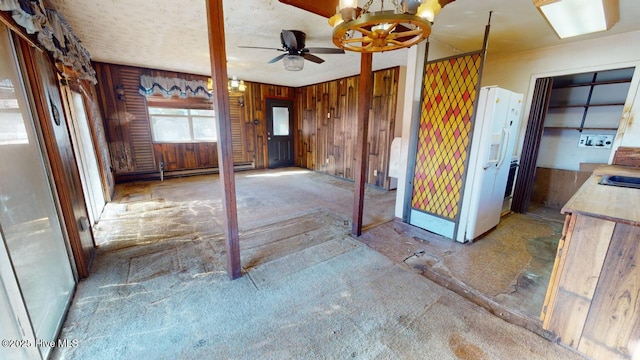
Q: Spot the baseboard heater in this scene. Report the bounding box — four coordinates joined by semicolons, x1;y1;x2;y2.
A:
114;162;255;183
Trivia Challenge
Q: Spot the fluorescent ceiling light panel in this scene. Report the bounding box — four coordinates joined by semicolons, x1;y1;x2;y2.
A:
535;0;619;38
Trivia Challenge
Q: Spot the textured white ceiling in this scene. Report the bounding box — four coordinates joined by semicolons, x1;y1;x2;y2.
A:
47;0;640;87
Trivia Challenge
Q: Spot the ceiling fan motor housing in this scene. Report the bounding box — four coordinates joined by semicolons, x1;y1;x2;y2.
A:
281;29;307;53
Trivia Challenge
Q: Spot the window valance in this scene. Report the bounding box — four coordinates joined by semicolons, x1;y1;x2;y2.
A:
138;75;212;100
0;0;97;83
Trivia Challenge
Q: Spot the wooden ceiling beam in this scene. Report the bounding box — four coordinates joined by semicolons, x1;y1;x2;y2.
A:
278;0;455;19
278;0;336;18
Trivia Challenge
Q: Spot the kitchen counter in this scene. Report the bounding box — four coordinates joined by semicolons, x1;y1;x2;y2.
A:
562;165;640;226
542;164;640;360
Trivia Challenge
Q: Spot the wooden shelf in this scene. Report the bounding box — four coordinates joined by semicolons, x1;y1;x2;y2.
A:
543;126;618;131
553;79;632;89
548;102;625;109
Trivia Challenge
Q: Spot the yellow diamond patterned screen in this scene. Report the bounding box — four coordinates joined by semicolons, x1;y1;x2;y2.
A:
411;53;481;220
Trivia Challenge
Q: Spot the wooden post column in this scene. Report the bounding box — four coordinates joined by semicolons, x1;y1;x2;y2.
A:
206;0;241;280
352;52;373;236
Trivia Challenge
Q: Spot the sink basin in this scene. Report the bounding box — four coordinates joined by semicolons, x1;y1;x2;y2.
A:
599;175;640;189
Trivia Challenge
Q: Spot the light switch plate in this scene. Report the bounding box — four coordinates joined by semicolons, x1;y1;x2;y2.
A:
578;134;614;149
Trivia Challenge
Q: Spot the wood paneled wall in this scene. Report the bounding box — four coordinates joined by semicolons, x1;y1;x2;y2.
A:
531;167;592;209
240;82;295;169
153;142;218;171
94;62;294;181
295;67;399;189
94;62;399;188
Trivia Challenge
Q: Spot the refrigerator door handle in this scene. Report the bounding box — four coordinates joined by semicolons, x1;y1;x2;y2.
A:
496;128;510;168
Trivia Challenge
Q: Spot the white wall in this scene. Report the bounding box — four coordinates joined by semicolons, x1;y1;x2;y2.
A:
482;30;640;157
394;30;640;219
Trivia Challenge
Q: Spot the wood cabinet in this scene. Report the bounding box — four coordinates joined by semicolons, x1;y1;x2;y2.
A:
541;165;640;360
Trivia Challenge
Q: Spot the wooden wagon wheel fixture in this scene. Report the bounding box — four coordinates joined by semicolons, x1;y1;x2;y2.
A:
328;0;455;53
332;10;431;52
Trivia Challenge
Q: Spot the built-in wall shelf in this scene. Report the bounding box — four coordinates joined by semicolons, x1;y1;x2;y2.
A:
553;78;631;89
543;126;618;131
548;103;625;109
545;68;633;131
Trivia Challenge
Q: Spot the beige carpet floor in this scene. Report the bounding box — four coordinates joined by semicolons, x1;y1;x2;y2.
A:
52;168;583;359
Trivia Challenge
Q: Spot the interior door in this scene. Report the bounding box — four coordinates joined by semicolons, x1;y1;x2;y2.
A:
266;99;294;168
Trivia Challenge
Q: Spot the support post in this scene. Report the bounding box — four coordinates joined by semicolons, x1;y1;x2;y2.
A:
352;52;373;236
206;0;241;279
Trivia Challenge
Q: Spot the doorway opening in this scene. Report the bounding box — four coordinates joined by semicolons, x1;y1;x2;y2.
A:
512;66;635;216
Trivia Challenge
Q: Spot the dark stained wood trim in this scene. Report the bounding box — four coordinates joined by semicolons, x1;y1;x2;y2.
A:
206;0;241;280
512;77;554;213
352;52;373;236
0;11;41;50
17;38;91;278
277;0;335;18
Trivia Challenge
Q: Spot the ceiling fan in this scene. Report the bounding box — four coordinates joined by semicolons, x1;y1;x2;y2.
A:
239;30;345;71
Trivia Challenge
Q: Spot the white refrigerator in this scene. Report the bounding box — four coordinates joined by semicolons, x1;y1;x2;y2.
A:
455;86;523;243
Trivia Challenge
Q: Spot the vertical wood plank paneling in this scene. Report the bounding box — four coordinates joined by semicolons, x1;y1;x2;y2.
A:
94;62;293;180
546;214;615;347
294;67;398;189
579;223;640;358
152;143;218;171
94;60;395;183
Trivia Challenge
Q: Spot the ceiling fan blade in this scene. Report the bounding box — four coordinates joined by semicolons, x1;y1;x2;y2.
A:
277;0;335;18
268;53;287;64
239;46;285;52
302;53;324;64
304;47;345;54
281;30;298;50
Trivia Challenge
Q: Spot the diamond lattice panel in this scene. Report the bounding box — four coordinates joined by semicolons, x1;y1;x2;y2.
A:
411;53;481;220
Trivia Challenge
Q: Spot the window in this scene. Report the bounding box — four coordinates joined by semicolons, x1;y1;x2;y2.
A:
272;106;290;136
148;107;216;142
0;79;28;145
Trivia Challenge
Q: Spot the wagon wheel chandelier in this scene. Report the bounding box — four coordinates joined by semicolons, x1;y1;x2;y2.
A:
329;0;455;53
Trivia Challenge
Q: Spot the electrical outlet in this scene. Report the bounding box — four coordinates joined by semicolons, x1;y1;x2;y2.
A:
578;134;614;149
